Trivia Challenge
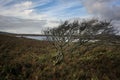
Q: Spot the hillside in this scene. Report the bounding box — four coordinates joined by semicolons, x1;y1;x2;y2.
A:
0;34;120;80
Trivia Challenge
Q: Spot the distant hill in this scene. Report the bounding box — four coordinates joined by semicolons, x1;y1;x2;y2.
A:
0;31;14;35
0;31;45;36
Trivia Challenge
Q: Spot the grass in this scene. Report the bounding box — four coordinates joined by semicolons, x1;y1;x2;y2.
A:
0;34;120;80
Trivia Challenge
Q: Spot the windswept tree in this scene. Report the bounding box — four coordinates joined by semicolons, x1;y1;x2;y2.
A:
44;19;117;64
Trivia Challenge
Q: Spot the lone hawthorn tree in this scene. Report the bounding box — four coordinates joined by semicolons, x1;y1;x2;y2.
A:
44;19;117;65
44;21;78;64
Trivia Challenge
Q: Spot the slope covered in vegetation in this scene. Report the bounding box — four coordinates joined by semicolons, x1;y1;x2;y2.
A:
0;34;120;80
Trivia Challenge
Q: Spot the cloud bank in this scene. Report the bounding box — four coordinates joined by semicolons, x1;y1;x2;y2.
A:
0;15;47;34
82;0;120;20
0;0;119;34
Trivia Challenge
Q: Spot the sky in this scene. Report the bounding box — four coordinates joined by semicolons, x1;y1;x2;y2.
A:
0;0;120;34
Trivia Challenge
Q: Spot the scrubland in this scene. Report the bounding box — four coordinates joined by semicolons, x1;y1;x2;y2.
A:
0;34;120;80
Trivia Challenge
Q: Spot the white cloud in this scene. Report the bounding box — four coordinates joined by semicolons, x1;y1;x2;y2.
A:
0;1;32;17
13;1;32;9
82;0;120;20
